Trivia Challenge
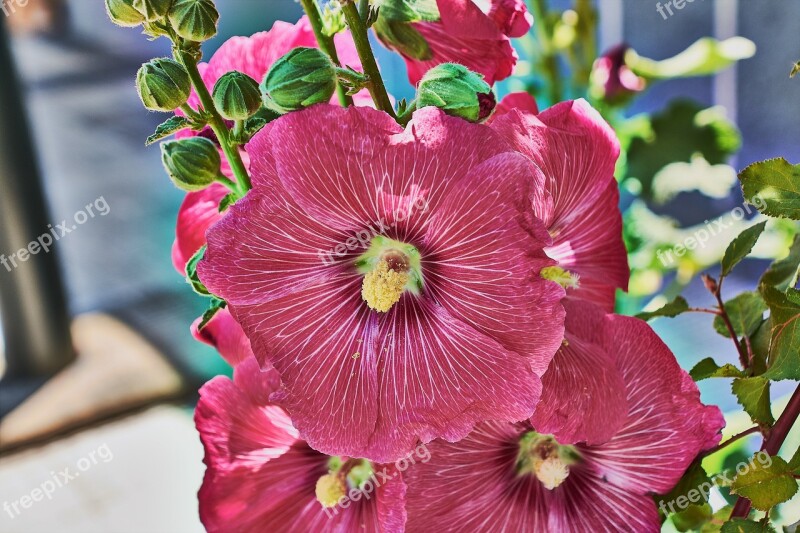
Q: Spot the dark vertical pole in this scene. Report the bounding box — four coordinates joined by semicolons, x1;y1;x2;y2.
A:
0;17;75;377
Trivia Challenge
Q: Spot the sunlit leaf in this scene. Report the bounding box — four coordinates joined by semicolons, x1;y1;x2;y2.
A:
721;222;767;277
730;454;798;511
731;377;774;426
739;158;800;220
636;296;689;321
690;358;745;381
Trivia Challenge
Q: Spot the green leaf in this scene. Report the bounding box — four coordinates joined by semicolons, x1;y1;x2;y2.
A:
760;285;800;380
218;192;237;212
672;503;712;532
760;234;800;291
730;454;798;511
657;460;713;526
378;0;439;22
749;318;771;376
197;297;226;331
185;245;210;296
626;101;741;199
721;222;767;277
732;377;774;426
690;357;745;381
789;446;800;475
636;296;689;321
145;115;192;146
713;292;768;338
628;37;756;79
701;506;732;532
739;158;800;220
373;17;432;60
720;518;776;533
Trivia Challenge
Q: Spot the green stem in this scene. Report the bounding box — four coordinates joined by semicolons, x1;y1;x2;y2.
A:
214;174;238;193
341;0;396;118
176;49;251;195
299;0;353;108
531;0;562;105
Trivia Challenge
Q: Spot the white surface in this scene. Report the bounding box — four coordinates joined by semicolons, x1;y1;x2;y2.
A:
0;405;205;533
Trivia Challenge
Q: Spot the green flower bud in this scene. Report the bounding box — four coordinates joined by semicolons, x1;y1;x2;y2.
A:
136;58;191;112
161;137;221;191
168;0;219;42
105;0;145;27
262;47;336;114
213;71;262;121
417;63;495;122
132;0;172;21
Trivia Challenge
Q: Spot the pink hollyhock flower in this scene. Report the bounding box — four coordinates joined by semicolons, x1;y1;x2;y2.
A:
385;0;532;85
196;358;407;532
404;305;724;532
197;104;566;462
491;97;629;311
590;44;646;104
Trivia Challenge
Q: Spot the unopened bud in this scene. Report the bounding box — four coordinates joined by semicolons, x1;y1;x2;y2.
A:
262;47;336;114
136;58;191;112
417;63;494;122
161;137;221;191
105;0;145;27
132;0;172;21
168;0;219;42
213;71;262;121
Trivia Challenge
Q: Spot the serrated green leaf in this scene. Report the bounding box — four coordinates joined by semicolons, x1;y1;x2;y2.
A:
730;454;798;511
690;357;745;381
713;292;768;338
760;285;800;380
732;377;774;426
185;245;210;296
721;222;767;277
145;115;192;146
789;446;800;475
760;234;800;291
657;460;713;526
636;296;690;320
720;518;776;533
700;506;732;532
749;318;771;376
739;158;800;220
672;503;713;532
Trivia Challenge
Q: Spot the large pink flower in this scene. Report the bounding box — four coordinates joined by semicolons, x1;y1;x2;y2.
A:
384;0;532;85
404;307;724;532
491;98;629;312
196;358;406;532
197;104;566;462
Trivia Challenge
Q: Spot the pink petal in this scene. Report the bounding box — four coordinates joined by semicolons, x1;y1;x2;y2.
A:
423;153;565;375
172;183;229;273
531;299;628;445
489;92;539;123
583;315;724;494
491;99;629;310
191;308;254;367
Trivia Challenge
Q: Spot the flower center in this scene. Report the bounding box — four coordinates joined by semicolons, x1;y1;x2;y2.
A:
540;265;580;289
356;236;423;313
314;457;374;508
517;432;580;490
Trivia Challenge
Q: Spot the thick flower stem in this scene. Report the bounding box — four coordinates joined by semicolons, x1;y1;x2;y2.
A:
177;49;252;195
340;0;396;118
298;0;353;108
731;384;800;519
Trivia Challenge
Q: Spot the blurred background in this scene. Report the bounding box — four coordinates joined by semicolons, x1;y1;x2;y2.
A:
0;0;798;531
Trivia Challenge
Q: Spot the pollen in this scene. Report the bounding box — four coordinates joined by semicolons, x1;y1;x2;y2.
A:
315;473;346;508
540;265;580;289
533;455;570;490
361;260;409;312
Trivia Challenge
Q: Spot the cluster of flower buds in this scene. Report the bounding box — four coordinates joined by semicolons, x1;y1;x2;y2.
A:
105;0;219;42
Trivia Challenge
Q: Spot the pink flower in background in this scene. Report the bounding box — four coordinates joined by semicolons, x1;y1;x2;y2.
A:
404;311;724;532
196;359;406;532
591;44;646;104
491;98;629;311
198;104;566;462
390;0;532;85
